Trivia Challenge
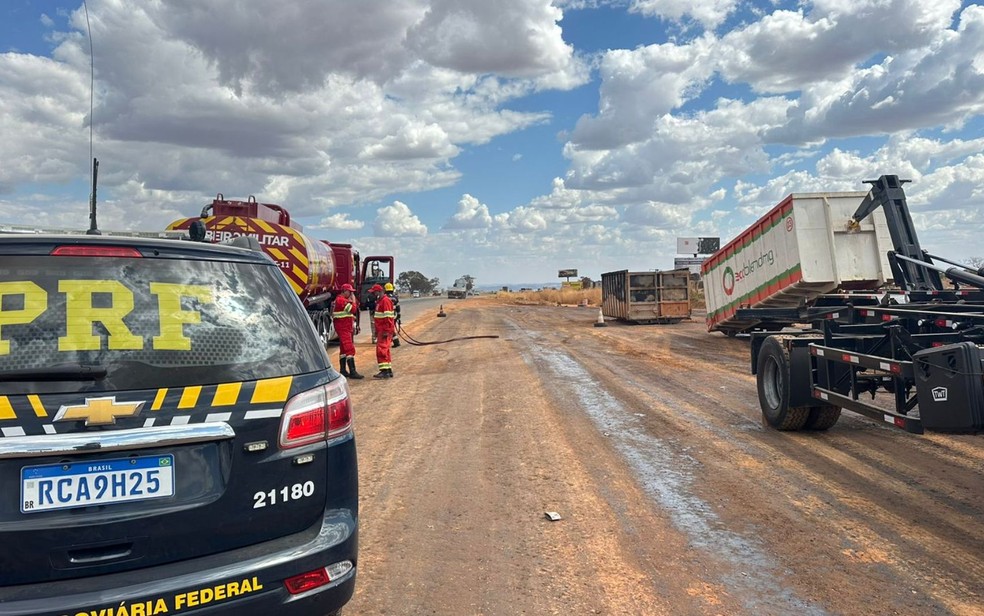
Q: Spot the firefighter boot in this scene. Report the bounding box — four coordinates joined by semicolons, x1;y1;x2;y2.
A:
346;358;364;379
392;337;401;348
338;357;349;376
385;368;394;378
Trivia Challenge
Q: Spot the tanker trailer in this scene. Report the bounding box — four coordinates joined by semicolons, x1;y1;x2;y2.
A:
166;195;340;345
701;191;893;336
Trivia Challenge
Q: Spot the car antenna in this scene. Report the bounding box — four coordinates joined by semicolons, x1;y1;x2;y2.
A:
82;0;100;235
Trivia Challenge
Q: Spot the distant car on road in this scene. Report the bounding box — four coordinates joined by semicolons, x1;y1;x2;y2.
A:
412;290;420;298
0;234;358;616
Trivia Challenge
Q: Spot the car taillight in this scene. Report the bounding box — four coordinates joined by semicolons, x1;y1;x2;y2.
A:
278;379;352;449
51;245;143;257
284;568;331;594
283;561;353;595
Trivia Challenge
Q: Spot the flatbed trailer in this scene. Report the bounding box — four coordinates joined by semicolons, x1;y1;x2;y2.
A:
741;175;984;434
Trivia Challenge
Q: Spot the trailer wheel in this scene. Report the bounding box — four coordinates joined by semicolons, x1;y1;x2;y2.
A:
804;406;841;431
757;335;810;430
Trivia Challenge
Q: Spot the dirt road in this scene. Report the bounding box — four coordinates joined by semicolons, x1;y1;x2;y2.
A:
344;299;984;615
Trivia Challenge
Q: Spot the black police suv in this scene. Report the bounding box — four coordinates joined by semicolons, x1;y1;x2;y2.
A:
0;234;357;615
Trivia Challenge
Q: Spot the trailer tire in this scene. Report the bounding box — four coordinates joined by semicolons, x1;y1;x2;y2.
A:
804;406;841;431
757;335;810;431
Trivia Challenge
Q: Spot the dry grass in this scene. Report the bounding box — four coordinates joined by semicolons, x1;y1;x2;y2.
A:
492;283;705;309
493;287;603;306
690;279;706;310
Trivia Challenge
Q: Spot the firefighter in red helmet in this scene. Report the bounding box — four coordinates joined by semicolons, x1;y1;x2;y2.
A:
332;283;364;379
370;283;396;378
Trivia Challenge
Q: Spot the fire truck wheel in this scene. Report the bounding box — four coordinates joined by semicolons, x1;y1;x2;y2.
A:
316;315;334;349
757;335;810;431
804;405;841;431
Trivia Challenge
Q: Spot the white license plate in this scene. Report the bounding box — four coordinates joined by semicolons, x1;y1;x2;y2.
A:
20;455;175;513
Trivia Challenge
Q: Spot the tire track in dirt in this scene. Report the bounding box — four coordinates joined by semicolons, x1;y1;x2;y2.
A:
517;324;828;615
349;305;675;614
515;304;983;615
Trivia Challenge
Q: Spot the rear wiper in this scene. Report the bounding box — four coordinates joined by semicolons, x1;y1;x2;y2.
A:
0;364;108;382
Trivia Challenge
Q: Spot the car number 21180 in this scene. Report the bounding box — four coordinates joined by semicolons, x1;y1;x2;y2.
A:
253;481;316;508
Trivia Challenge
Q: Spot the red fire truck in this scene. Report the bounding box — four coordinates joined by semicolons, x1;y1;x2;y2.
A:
167;195;394;344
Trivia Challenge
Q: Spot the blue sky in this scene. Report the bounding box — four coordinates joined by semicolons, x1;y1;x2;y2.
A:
2;0;983;286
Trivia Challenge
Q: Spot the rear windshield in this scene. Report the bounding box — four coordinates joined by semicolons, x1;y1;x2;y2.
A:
0;255;328;393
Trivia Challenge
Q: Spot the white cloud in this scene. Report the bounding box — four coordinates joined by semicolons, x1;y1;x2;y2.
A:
629;0;738;30
501;206;548;232
0;0;575;231
570;37;716;150
406;0;573;77
312;213;365;231
444;194;492;229
374;201;428;236
621;202;692;228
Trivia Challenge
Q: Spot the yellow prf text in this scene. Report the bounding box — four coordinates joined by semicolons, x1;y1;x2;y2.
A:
0;281;213;356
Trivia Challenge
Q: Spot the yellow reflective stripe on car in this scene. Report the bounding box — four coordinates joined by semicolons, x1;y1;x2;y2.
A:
27;395;47;417
251;376;293;404
212;382;242;407
178;385;202;409
152;389;168;411
0;397;15;420
0;378;296;426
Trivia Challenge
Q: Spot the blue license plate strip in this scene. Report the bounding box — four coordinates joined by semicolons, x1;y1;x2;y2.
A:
20;455;175;513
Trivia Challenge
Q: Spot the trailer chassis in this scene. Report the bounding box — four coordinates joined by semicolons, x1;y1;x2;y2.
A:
747;296;984;434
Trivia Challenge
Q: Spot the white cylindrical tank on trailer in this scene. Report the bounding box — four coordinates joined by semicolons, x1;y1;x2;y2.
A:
701;191;893;333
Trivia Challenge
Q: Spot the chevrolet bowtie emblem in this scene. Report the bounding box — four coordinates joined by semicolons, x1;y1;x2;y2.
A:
54;397;146;426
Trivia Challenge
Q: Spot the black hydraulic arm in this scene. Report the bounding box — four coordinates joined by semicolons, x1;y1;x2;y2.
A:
850;174;943;292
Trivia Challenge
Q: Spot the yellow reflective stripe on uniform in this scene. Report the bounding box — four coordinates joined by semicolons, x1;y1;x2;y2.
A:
332;312;356;319
376;311;396;318
212;382;242;407
179;386;202;409
252;376;293;404
0;397;14;420
152;388;168;411
377;362;391;369
27;395;47;417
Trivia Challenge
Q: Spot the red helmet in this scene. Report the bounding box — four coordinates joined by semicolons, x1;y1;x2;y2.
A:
340;283;355;292
369;284;384;293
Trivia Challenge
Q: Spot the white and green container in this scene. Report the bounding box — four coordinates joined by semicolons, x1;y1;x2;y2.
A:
701;191;893;333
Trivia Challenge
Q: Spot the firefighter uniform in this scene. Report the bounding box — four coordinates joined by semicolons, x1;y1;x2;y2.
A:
371;284;396;378
332;284;364;379
384;282;401;347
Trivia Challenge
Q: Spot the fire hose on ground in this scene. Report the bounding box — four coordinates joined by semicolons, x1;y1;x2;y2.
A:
394;321;499;346
390;304;499;346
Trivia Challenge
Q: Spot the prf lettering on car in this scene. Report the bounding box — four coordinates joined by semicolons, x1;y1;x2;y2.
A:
69;577;264;615
0;280;212;355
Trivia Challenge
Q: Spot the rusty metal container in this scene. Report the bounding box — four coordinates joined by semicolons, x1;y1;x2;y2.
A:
601;269;691;323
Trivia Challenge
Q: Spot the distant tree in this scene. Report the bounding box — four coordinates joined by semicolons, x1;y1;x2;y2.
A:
579;276;593;289
460;274;475;291
966;257;984;271
397;271;439;294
